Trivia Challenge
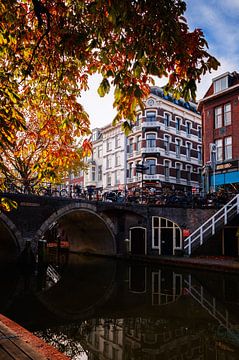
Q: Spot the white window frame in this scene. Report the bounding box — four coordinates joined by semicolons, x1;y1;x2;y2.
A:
164;112;171;128
215;139;223;162
185;121;191;137
175;116;181;133
224;136;232;160
175;162;181;182
215;106;222;129
146;111;156;122
164;134;171;154
175;138;181;158
224;103;231;126
146;132;157;148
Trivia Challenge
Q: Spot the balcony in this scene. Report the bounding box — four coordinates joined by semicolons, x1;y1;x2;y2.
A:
141;147;160;154
143;174;161;181
141;121;160;128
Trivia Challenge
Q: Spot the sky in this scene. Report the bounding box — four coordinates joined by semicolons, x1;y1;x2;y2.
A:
80;0;239;129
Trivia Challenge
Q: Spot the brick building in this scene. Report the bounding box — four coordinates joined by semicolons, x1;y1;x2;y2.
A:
198;71;239;192
126;86;202;193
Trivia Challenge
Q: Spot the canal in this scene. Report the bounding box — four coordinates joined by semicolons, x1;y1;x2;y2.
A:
1;249;239;359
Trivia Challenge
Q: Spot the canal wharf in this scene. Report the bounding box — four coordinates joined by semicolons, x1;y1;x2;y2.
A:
0;315;69;360
121;254;239;274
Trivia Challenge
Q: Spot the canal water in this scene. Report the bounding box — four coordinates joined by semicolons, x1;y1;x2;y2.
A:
1;250;239;359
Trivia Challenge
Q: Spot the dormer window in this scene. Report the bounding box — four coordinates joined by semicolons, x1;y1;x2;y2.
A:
213;75;228;93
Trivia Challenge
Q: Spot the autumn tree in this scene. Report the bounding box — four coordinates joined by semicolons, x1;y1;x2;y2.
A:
0;86;91;191
0;0;219;197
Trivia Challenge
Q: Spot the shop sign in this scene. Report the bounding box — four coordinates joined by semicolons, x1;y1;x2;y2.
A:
216;160;238;171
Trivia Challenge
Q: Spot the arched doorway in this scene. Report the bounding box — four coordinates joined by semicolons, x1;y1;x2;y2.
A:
152;217;182;255
129;227;147;255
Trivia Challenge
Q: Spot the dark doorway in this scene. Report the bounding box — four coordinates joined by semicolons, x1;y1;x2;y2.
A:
161;228;173;255
130;227;146;255
224;228;238;256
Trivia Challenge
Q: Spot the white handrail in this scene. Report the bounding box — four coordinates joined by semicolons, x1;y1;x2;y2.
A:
184;194;239;255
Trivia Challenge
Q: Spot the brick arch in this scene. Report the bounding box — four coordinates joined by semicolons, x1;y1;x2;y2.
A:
0;213;24;261
34;202;116;255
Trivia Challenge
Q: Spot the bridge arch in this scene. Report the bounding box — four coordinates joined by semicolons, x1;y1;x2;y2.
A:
35;202;116;255
0;213;23;262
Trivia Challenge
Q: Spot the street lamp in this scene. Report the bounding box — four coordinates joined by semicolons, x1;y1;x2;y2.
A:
136;163;149;203
210;143;217;192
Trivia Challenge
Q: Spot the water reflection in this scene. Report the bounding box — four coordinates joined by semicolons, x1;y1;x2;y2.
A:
1;252;239;359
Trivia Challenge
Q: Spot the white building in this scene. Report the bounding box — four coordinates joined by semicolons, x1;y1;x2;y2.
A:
84;123;126;193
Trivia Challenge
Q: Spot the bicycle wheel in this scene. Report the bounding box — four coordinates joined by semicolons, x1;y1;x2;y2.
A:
51;190;60;197
60;189;68;197
37;187;49;196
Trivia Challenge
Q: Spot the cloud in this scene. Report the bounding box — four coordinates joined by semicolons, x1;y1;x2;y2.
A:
186;0;239;59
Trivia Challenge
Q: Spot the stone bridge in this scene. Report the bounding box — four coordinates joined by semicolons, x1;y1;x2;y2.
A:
0;193;215;262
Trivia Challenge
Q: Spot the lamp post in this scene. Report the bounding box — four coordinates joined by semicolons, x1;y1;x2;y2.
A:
210;143;217;192
136;163;149;203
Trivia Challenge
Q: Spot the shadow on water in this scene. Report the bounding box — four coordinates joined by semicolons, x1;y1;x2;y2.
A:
1;251;239;359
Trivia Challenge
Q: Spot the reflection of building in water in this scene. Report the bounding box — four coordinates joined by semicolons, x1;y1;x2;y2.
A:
83;319;123;360
128;265;183;306
152;270;182;305
82;317;218;360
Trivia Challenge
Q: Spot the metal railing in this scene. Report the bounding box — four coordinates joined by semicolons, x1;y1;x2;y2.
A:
184;194;239;255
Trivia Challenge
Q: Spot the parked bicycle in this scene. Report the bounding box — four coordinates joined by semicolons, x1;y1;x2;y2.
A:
37;184;60;197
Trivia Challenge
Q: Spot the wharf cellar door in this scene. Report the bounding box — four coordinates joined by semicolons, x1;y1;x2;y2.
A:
152;217;182;255
129;227;147;255
223;227;239;256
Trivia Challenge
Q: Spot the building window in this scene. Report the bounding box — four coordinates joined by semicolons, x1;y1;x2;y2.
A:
98;146;102;158
98;165;102;181
164;113;170;128
176;163;181;182
106;155;111;169
186;165;191;184
164;135;170;154
115;170;120;185
128;138;133;154
106;139;112;151
213;76;228;93
115;152;120;166
145;159;156;175
198;126;202;140
164;160;170;180
146;111;156;122
175;139;181;158
186;142;191;160
135;114;140;126
224;103;231;126
225;136;232;160
92;166;96;181
107;173;111;186
128;163;133;178
198;146;202;162
136;161;141;179
115;134;120;148
186;121;191;136
175;117;181;133
136;135;141;152
146;133;156;148
215;139;223;162
214;106;222;128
